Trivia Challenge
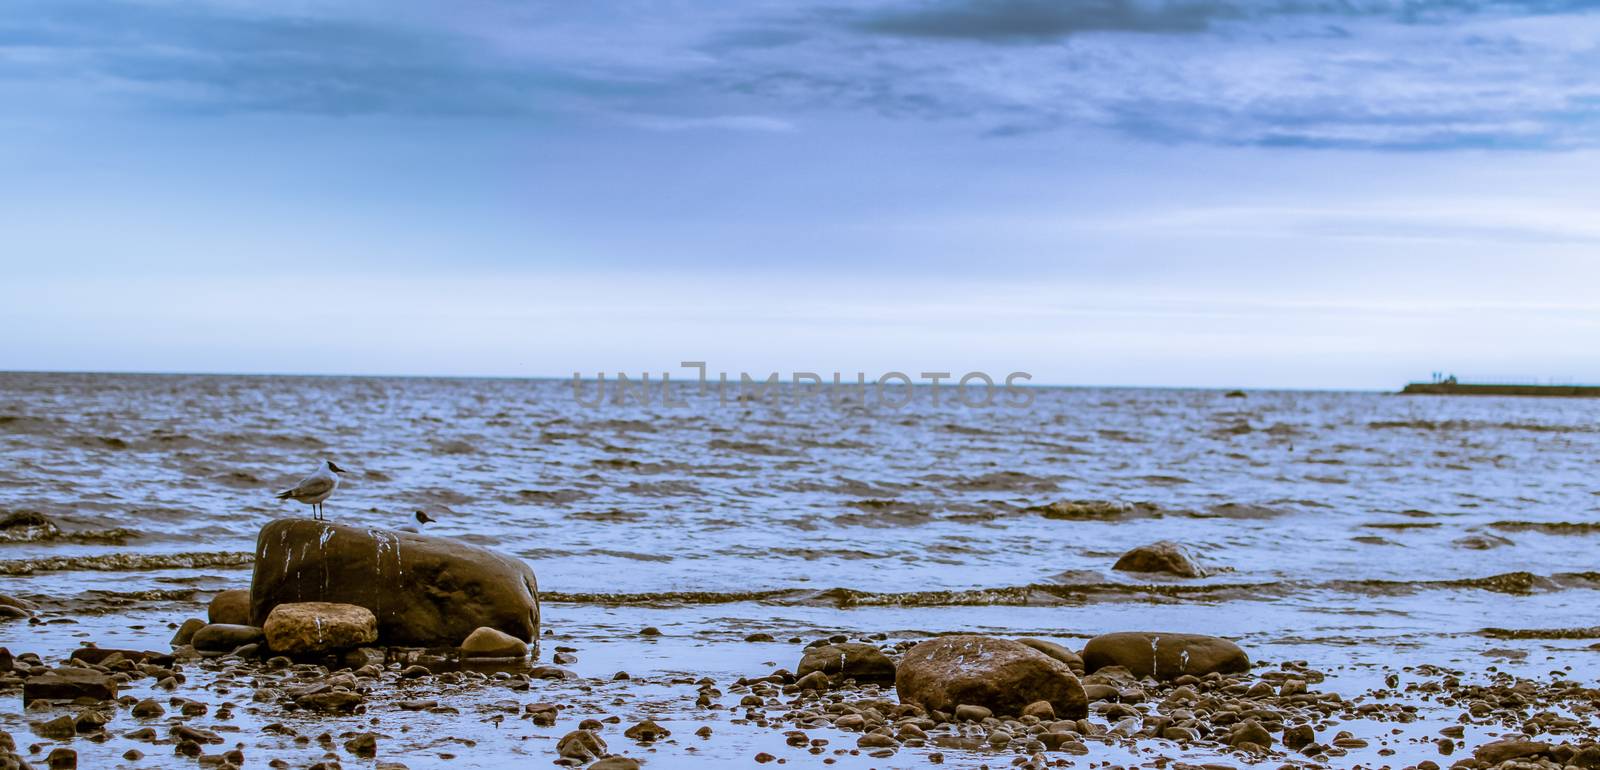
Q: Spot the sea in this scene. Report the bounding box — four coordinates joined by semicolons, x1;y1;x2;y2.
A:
2;371;1597;767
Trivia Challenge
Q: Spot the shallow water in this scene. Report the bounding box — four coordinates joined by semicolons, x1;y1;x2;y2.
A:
2;372;1599;767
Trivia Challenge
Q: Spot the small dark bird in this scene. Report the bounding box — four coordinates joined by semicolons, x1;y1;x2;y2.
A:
415;510;435;525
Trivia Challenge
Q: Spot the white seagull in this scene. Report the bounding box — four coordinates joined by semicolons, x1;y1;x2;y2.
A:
275;460;347;520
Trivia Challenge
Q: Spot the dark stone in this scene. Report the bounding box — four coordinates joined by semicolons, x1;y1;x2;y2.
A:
623;720;670;742
190;624;264;653
1112;541;1209;578
249;519;540;646
171;619;206;647
1081;632;1249;681
344;732;377;757
32;715;75;740
895;635;1087;719
44;748;75;770
796;643;896;685
68;648;172;667
23;669;117;704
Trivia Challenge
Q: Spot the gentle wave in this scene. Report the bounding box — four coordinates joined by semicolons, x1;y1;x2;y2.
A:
1481;626;1600;640
0;551;254;575
1489;521;1600;535
542;571;1600;606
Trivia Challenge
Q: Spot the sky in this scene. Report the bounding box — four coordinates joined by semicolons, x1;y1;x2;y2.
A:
3;0;1600;388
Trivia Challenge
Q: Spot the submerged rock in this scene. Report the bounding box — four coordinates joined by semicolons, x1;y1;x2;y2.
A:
264;602;378;655
796;642;896;685
1081;632;1249;680
896;635;1087;719
250;519;540;646
1112;541;1210;578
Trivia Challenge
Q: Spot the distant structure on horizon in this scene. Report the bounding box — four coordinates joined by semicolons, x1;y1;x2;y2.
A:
1401;373;1600;397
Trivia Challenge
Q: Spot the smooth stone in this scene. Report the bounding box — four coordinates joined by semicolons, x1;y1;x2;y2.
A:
190;624;264;653
171;619;206;647
23;669;117;704
208;590;252;626
460;627;527;659
556;729;607;761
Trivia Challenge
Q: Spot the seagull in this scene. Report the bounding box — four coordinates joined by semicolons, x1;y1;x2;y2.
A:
275;460;347;520
415;510;435;525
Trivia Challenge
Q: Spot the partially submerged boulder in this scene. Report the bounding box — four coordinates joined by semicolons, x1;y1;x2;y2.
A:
1112;541;1210;578
796;642;896;685
896;635;1087;719
264;602;378;655
250;519;540;646
460;626;527;659
1081;632;1249;680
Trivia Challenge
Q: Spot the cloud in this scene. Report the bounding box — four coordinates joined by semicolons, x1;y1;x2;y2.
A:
850;0;1232;42
628;113;797;132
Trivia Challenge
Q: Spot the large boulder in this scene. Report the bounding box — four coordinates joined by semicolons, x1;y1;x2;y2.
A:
250;519;539;646
1112;541;1210;578
797;642;896;684
896;635;1086;719
1081;632;1249;680
264;602;378;655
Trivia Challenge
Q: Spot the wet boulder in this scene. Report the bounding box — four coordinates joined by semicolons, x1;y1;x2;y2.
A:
1081;632;1249;681
208;590;251;625
796;642;896;685
264;602;378;655
1112;541;1209;578
250;519;540;646
896;635;1087;719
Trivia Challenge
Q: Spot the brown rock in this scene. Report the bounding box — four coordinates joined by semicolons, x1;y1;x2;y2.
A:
460;627;527;659
23;669;117;704
171;618;206;647
264;602;377;654
1112;541;1208;578
556;729;606;761
208;589;252;625
796;642;895;684
1081;632;1249;680
895;635;1087;719
1473;739;1551;764
250;519;540;646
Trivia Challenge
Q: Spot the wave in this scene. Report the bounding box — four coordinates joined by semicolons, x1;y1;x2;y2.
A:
1489;521;1600;535
1024;499;1291;521
0;551;254;575
1367;419;1592;434
0;512;141;544
1481;626;1600;640
541;571;1600;607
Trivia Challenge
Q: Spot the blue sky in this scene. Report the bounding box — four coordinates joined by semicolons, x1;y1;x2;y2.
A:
3;0;1599;387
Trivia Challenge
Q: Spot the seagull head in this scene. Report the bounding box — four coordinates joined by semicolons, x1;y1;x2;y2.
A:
325;460;348;474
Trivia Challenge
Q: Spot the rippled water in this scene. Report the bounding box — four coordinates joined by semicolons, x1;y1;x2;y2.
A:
3;372;1598;767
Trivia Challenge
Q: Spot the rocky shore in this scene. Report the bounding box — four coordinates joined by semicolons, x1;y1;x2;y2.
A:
1;519;1597;769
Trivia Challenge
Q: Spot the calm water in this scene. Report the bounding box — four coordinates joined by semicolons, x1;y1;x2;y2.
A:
2;372;1598;767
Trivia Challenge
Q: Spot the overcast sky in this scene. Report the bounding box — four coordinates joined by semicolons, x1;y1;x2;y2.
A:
3;0;1599;388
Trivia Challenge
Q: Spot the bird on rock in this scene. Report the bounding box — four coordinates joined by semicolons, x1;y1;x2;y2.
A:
275;460;347;520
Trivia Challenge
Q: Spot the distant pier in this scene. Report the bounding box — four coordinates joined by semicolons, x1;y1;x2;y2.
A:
1401;381;1600;397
